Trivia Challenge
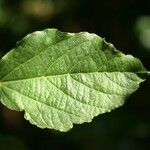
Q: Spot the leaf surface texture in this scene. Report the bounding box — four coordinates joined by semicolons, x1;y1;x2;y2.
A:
0;29;148;131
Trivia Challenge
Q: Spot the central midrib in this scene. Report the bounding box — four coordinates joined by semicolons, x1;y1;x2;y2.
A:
0;71;146;84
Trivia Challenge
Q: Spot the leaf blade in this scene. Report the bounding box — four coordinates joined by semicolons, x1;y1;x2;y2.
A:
0;29;149;131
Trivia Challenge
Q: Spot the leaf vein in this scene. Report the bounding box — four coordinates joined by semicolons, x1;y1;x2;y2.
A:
70;75;124;96
1;85;81;118
45;77;101;109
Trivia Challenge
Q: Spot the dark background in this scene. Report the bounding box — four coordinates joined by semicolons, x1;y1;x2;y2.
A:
0;0;150;150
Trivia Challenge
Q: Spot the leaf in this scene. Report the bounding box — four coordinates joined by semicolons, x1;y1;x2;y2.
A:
0;29;149;132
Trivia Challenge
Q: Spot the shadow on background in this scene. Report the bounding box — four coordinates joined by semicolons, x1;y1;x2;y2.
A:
0;0;150;150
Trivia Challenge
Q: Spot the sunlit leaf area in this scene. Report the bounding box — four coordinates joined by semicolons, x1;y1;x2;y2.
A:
0;0;150;150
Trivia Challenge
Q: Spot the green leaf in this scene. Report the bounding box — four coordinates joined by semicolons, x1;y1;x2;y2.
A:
0;29;149;132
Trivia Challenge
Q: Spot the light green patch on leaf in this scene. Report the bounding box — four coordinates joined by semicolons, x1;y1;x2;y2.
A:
0;29;149;132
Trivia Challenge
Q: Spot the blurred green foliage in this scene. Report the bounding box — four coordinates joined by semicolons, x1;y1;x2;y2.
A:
0;0;150;150
135;16;150;50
